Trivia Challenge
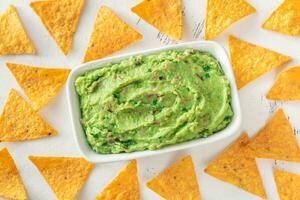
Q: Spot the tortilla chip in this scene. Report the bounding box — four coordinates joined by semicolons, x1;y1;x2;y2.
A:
29;156;94;200
228;35;291;89
267;66;300;100
0;5;35;55
205;0;256;40
0;148;27;200
83;6;142;63
6;63;70;110
273;169;300;200
205;133;266;199
30;0;85;55
131;0;182;40
147;156;201;199
95;160;140;200
0;89;57;142
262;0;300;37
249;109;300;162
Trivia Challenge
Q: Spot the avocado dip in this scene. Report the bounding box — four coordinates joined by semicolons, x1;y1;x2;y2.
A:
75;49;233;154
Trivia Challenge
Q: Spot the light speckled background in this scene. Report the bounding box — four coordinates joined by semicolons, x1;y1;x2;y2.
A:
0;0;300;199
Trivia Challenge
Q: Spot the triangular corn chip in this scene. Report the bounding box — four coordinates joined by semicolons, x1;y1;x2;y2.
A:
83;6;142;63
29;156;94;200
95;160;140;200
267;66;300;100
273;169;300;200
147;156;201;199
0;5;35;55
228;35;291;89
262;0;300;37
0;148;27;200
249;109;300;162
205;133;266;199
30;0;85;55
0;89;57;142
131;0;182;40
205;0;256;40
6;63;70;110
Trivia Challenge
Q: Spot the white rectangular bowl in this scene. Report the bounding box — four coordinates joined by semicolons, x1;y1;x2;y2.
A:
67;41;242;163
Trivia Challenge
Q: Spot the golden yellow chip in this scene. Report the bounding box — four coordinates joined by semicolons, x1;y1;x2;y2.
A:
273;169;300;200
262;0;300;37
267;66;300;100
0;89;57;142
249;109;300;162
205;133;266;199
147;156;201;199
131;0;182;40
205;0;256;40
83;6;142;63
30;0;85;55
6;63;70;110
95;160;140;200
29;156;94;200
0;5;35;55
0;148;27;200
228;35;291;89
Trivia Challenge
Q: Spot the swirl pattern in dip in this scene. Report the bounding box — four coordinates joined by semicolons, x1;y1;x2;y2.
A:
75;49;233;154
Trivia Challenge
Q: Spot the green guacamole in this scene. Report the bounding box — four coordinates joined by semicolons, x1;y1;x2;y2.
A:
75;49;233;154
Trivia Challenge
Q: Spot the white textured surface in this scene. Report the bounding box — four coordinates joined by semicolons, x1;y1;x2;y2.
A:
0;0;300;200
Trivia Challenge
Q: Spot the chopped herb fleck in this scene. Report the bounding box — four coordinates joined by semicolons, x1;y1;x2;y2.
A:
203;65;211;72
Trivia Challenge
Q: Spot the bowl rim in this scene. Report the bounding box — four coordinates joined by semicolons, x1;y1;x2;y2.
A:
66;41;242;163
